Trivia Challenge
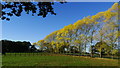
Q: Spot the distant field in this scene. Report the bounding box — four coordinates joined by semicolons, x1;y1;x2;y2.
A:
2;53;118;66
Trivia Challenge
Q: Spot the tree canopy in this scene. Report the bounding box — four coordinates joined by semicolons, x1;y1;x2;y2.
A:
1;40;37;55
35;3;119;57
1;2;65;21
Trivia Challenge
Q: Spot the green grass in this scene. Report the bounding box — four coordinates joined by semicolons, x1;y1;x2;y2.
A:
2;53;118;66
0;55;2;67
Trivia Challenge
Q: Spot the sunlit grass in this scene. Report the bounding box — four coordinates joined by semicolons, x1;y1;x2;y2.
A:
2;53;118;66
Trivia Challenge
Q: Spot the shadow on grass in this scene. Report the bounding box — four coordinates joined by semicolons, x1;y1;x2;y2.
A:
1;66;119;68
65;53;120;60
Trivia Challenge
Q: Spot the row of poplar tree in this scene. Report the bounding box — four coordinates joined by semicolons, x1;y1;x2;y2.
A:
33;3;119;58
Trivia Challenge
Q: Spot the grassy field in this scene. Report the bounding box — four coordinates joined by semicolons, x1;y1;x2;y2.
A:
2;53;118;66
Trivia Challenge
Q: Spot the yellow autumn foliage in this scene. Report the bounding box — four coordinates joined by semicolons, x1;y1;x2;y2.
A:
35;3;119;54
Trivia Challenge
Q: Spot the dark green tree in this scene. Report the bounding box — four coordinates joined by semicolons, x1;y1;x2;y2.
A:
1;40;36;54
94;41;111;58
30;45;37;52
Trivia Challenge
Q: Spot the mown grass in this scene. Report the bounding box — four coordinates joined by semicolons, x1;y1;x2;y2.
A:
0;55;2;67
2;53;118;66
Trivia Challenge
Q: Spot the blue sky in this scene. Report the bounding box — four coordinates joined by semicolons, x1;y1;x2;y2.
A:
66;0;119;2
2;2;115;43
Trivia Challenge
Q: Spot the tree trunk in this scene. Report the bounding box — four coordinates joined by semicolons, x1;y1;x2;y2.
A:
84;44;86;56
100;51;102;58
112;54;114;59
79;45;81;56
69;47;71;54
90;46;93;57
74;48;75;55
